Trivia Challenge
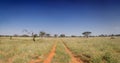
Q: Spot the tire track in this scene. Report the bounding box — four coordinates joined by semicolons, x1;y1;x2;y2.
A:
29;43;56;63
62;41;83;63
43;43;56;63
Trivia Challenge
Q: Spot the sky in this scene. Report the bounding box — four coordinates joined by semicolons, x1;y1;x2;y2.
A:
0;0;120;36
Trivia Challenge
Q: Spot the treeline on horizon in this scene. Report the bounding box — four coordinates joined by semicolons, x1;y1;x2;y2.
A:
0;31;120;37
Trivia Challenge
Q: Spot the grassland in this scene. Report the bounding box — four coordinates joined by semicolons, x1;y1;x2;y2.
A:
0;37;120;63
63;37;120;63
0;37;54;63
51;39;70;63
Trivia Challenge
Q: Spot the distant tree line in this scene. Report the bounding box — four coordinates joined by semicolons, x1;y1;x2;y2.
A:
0;31;120;38
0;30;119;42
0;33;120;37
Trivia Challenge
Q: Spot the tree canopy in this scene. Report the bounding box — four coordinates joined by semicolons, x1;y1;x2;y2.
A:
82;31;92;38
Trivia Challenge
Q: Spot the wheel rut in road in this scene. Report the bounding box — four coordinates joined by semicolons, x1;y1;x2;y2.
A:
29;43;56;63
43;44;56;63
62;41;83;63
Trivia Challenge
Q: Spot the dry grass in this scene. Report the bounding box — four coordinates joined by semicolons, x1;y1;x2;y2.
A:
0;37;120;63
63;37;120;63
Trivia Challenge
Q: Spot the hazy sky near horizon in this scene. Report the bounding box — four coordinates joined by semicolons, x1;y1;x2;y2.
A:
0;0;120;36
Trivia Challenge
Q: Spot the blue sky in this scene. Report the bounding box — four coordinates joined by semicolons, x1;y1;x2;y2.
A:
0;0;120;36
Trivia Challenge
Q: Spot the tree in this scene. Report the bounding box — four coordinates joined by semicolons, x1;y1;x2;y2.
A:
14;34;19;37
110;34;115;39
82;31;92;38
71;35;76;37
60;34;65;37
46;34;50;37
21;34;29;37
39;31;46;38
54;34;58;38
99;34;105;37
33;34;37;42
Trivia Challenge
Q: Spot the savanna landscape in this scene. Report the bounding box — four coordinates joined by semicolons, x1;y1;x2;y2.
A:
0;37;120;63
0;0;120;63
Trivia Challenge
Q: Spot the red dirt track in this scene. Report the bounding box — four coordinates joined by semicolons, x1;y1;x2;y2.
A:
29;44;56;63
43;44;56;63
63;42;83;63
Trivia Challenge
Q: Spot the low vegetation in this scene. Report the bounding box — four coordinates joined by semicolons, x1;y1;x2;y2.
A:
63;37;120;63
0;37;54;63
0;37;120;63
51;39;70;63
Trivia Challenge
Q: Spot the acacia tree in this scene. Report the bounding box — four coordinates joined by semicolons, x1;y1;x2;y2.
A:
82;31;92;38
39;31;46;38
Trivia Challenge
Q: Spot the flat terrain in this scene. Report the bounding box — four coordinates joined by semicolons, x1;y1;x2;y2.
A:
0;37;120;63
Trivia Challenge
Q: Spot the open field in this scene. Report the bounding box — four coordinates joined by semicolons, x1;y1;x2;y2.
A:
62;37;120;63
0;37;120;63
